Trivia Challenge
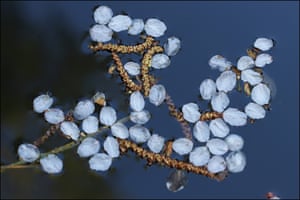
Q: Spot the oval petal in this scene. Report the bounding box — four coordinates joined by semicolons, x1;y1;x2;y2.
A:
33;94;54;113
149;84;166;106
226;151;246;173
40;154;63;174
193;121;210;142
251;83;271;105
207;155;226;173
206;138;228;155
209;118;230;138
108;15;132;32
130;91;145;112
147;134;165;153
189;146;210;166
144;18;167;37
103;136;120;158
77;137;100;158
211;91;230;113
223;108;247;126
99;106;117;126
172;138;193;155
111;122;129;139
244;102;266;119
216;70;237;93
182;102;201;123
129;125;151;143
199;78;217;100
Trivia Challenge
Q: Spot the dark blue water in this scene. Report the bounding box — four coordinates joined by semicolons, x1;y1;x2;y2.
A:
1;1;299;199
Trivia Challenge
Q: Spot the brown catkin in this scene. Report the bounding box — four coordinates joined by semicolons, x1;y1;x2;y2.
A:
117;138;227;181
89;36;155;54
141;46;164;96
111;52;142;92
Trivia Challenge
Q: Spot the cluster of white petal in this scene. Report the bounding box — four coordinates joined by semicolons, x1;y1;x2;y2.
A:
90;5;169;43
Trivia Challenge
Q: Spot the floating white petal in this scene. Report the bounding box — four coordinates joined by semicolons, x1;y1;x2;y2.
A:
182;103;201;123
82;116;99;134
89;24;113;43
129;125;151;143
199;79;217;100
208;55;232;72
254;37;274;51
225;134;244;151
130;91;145;112
89;153;112;171
103;136;120;158
60;121;80;141
18;143;40;162
111;122;129;139
128;19;144;35
211;91;230;113
164;36;181;56
130;110;151;124
144;18;167;37
255;53;273;67
216;71;237;92
99;106;117;126
108;15;132;32
251;83;271;105
189;146;210;166
207;155;226;173
172;138;193;155
151;53;170;69
193;121;210;142
241;69;263;85
147;134;165;153
77;137;100;158
149;84;166;106
166;170;187;192
40;154;63;174
237;56;254;70
244;102;266;119
124;61;141;76
209;118;230;138
93;5;113;25
73;99;95;120
223;108;247;126
44;108;65;124
226;151;246;173
206;138;228;156
33;94;54;113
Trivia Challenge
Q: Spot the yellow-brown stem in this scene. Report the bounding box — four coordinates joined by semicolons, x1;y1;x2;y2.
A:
231;66;241;80
247;47;261;60
141;46;164;96
165;94;192;139
117;138;227;181
33;124;60;147
200;111;223;121
89;36;155;54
